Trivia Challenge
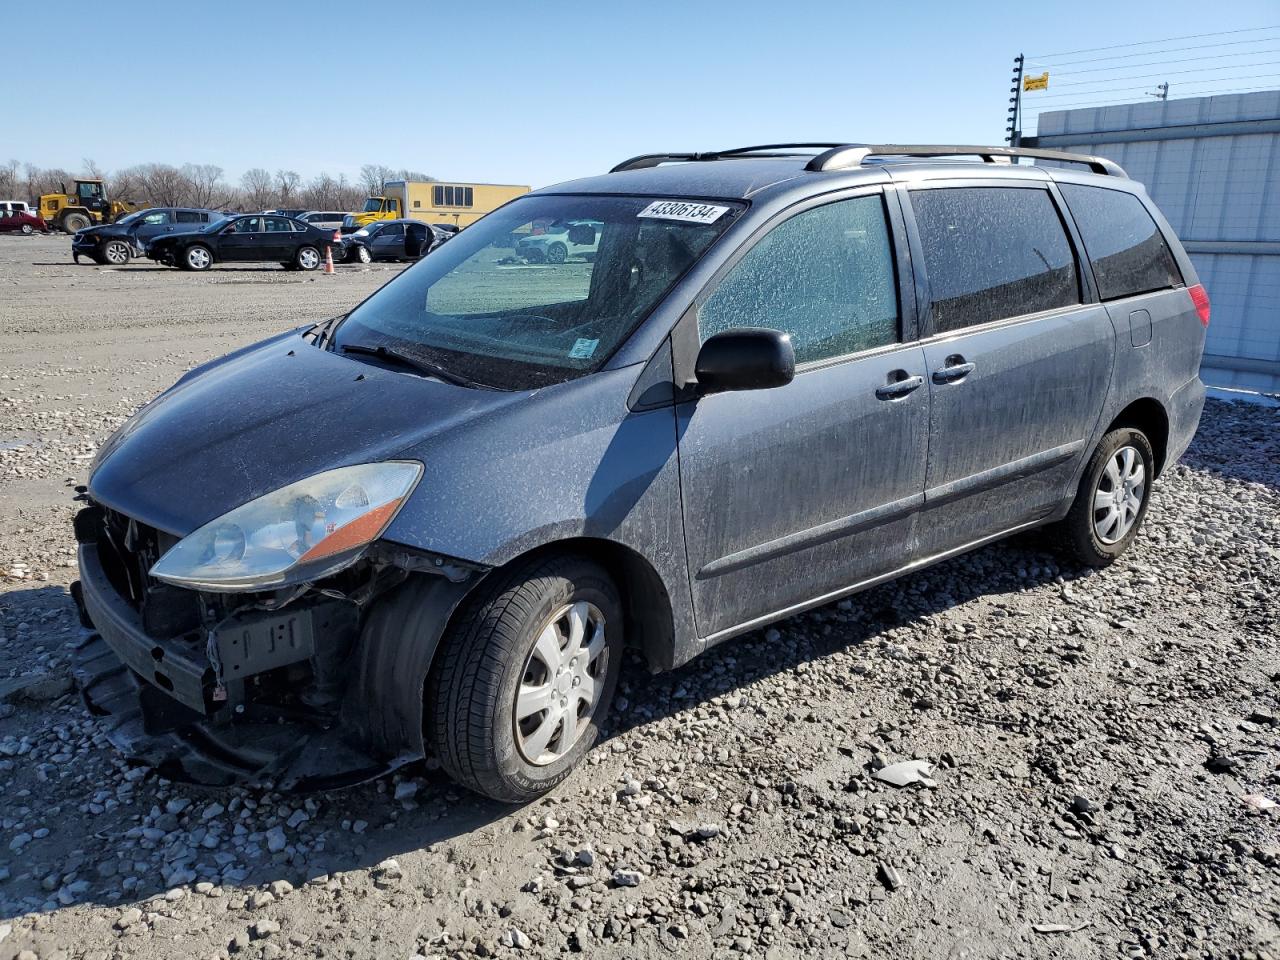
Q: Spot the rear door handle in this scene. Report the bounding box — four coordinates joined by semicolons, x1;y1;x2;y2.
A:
875;372;924;400
932;355;975;384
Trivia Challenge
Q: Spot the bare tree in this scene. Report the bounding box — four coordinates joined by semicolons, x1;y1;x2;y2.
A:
183;163;228;208
108;165;147;204
133;164;191;206
82;157;105;180
24;164;75;201
274;169;301;206
240;167;274;210
395;169;436;182
358;163;394;195
0;160;19;200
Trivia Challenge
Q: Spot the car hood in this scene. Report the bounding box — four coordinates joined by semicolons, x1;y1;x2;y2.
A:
76;223;127;240
89;330;526;535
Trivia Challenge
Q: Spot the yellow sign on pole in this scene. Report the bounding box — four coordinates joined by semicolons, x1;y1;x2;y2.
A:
1024;72;1050;92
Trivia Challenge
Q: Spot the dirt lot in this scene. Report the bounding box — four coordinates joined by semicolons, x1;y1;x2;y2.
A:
0;231;1276;960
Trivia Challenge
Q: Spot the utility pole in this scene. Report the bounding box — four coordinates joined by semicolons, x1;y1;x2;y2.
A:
1007;54;1025;146
1146;81;1169;101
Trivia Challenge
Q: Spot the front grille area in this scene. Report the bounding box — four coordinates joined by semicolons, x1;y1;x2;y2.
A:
77;505;201;638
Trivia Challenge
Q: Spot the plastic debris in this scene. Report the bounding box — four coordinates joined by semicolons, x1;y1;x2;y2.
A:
872;759;937;788
1242;794;1277;811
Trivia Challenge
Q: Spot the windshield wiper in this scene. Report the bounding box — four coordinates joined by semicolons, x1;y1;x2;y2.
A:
339;343;487;389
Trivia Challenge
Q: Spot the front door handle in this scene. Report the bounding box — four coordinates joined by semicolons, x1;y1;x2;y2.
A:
875;372;924;400
932;355;975;384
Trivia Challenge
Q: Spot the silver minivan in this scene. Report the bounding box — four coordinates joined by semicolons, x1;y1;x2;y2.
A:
74;144;1207;800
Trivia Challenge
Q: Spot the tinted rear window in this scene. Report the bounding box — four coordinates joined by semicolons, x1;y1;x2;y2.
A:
1058;184;1182;301
911;187;1080;333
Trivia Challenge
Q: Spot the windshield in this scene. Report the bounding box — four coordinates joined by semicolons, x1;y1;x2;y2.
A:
333;194;741;389
115;211;146;226
362;198;384;213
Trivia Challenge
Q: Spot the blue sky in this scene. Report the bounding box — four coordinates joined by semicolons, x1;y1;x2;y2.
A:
8;1;1278;188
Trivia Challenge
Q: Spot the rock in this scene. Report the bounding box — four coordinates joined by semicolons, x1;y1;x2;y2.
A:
394;779;419;801
265;826;287;852
268;879;293;897
877;862;902;890
612;868;643;887
252;919;281;939
500;928;532;950
0;672;74;702
1070;795;1094;814
115;907;143;929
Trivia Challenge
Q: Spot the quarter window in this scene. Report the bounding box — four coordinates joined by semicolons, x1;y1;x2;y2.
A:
1058;184;1182;301
698;195;900;364
911;187;1080;333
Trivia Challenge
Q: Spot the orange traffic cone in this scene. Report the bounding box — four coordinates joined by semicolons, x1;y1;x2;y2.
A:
324;245;335;275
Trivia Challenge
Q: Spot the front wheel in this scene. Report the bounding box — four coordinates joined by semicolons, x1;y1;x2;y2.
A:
183;245;213;271
546;242;567;264
429;556;623;802
295;245;321;271
20;224;33;236
354;244;371;264
1056;427;1155;567
102;240;131;266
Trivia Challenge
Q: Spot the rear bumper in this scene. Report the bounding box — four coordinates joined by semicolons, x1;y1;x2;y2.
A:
1166;375;1206;469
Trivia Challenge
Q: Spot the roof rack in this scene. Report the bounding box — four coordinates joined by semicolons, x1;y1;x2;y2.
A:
609;144;845;173
804;144;1127;178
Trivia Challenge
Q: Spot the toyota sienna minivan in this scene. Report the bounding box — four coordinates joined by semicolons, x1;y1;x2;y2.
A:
73;143;1208;801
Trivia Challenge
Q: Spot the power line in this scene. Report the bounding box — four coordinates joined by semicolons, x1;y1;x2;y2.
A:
1028;25;1278;60
1029;35;1280;69
1026;81;1280;115
1026;63;1280;97
1050;47;1280;78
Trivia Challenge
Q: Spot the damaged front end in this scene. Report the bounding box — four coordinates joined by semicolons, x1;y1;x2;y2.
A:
71;498;485;791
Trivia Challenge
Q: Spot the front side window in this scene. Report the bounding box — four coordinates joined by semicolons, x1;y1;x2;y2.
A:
78;182;102;199
382;223;405;238
1058;184;1182;301
911;187;1080;333
334;194;740;389
362;198;382;213
699;195;900;364
140;211;170;225
233;217;262;233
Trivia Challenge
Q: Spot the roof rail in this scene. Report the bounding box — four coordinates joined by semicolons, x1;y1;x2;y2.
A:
610;143;846;173
804;144;1127;178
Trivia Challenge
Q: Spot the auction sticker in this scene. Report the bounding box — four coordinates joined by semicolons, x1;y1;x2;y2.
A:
569;337;600;359
638;200;729;224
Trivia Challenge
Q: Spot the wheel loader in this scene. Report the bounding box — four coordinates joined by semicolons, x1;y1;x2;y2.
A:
38;179;146;234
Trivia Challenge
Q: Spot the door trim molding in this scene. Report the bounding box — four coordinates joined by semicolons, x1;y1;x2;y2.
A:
696;492;923;580
700;517;1046;648
924;439;1085;507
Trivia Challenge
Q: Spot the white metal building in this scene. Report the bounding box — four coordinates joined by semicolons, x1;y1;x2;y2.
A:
1027;90;1280;393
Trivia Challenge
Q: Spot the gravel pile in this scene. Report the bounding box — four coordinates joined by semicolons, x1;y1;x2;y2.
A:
0;234;1275;959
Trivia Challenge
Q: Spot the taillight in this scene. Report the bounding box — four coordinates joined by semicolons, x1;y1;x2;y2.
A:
1188;283;1210;327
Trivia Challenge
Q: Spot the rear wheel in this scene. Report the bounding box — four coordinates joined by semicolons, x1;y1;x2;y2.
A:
1057;427;1155;567
102;240;131;266
183;245;213;271
429;555;623;802
546;242;567;264
20;224;33;236
62;213;91;234
295;245;321;271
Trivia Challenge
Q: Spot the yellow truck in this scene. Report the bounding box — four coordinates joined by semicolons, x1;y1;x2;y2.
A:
40;178;146;234
344;180;529;231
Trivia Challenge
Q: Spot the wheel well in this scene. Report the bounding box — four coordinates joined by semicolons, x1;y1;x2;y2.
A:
483;538;676;673
1107;398;1169;476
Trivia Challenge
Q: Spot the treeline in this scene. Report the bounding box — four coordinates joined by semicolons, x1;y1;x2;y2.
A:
0;160;436;212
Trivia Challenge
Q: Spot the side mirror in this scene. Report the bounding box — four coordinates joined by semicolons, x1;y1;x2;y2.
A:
694;328;795;394
567;223;596;245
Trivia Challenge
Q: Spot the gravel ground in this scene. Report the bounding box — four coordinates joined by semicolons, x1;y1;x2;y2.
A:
0;232;1276;960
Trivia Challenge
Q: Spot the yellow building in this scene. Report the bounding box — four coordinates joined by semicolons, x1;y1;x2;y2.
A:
349;180;530;229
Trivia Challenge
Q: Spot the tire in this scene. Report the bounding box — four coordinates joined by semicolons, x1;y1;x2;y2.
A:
429;555;624;803
20;224;33;236
63;213;91;234
102;240;131;266
354;244;372;265
546;242;567;264
1056;427;1155;567
295;245;321;271
182;245;213;271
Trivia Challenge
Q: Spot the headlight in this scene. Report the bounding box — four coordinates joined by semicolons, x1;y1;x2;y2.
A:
150;461;422;592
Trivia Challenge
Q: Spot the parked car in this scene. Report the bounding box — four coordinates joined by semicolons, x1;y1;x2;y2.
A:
73;143;1206;802
146;214;336;271
516;218;602;263
0;201;33;217
71;207;224;265
341;218;440;263
262;209;307;219
0;207;47;235
296;211;350;231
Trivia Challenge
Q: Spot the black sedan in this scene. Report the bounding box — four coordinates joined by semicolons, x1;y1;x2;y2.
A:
341;219;450;264
147;215;336;271
72;207;224;265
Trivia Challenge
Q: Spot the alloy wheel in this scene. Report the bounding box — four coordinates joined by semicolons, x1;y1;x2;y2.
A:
187;247;212;270
298;248;320;270
513;601;609;766
104;241;129;265
1093;444;1146;544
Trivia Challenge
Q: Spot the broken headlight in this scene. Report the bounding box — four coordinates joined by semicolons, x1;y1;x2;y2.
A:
150;462;422;592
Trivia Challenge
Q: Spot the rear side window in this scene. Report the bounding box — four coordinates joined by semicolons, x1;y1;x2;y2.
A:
1058;184;1182;301
911;187;1079;333
176;211;201;223
699;195;900;364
